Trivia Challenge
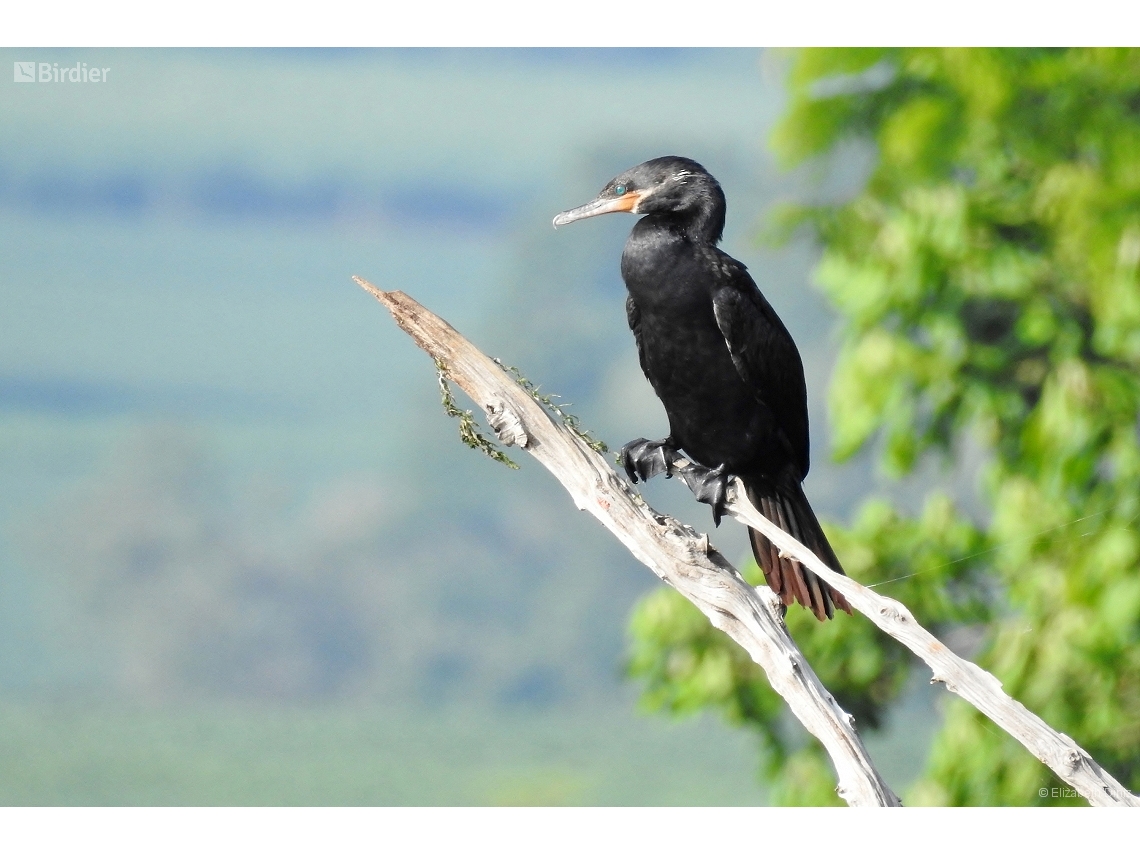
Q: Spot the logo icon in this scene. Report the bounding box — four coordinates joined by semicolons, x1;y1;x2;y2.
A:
13;62;36;83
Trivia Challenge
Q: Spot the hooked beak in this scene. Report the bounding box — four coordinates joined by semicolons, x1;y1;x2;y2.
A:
552;190;642;227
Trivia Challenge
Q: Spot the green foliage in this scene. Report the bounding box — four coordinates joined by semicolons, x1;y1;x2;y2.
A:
627;48;1140;804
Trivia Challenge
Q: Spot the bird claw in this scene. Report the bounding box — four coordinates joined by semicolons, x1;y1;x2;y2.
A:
620;439;732;526
620;437;679;484
675;462;731;526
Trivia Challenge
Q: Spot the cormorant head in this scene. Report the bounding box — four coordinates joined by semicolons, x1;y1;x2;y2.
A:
553;156;726;242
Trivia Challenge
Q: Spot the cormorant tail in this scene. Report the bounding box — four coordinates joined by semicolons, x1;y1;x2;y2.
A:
744;481;852;621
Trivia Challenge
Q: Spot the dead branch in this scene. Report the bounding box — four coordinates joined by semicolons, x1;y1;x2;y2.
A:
356;278;900;807
715;477;1140;807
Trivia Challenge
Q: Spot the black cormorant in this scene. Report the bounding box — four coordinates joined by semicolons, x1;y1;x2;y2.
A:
554;156;851;620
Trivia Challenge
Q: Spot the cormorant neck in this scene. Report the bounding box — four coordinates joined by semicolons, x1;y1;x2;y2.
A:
684;202;726;244
655;203;725;245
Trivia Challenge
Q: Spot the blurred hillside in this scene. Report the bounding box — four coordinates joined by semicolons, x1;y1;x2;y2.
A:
0;48;934;802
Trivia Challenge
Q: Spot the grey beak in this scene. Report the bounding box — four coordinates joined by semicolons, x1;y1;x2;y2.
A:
552;192;640;228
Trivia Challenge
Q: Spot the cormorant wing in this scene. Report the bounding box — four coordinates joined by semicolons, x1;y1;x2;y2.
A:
626;294;651;380
710;261;812;479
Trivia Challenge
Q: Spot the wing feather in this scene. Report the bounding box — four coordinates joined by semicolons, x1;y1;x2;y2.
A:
710;261;811;478
626;294;651;381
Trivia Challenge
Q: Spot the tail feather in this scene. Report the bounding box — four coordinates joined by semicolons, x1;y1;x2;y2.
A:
746;481;851;621
757;497;785;598
769;496;814;610
781;501;828;619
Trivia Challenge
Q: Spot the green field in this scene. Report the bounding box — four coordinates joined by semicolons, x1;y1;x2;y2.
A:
0;701;775;806
0;681;942;805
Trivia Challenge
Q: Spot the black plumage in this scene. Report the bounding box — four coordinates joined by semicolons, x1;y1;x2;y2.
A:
554;156;850;620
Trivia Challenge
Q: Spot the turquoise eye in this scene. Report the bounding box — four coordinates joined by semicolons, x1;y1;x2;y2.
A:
614;184;627;196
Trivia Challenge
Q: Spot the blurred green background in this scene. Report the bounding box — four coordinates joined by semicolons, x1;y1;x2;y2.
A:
0;48;958;805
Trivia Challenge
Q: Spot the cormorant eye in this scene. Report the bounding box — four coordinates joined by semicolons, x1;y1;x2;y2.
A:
614;184;628;196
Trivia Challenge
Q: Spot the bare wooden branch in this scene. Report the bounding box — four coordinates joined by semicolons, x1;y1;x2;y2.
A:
716;478;1140;807
356;278;900;807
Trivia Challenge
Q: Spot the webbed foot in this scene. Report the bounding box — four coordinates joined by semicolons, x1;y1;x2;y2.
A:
619;437;680;484
674;462;731;526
